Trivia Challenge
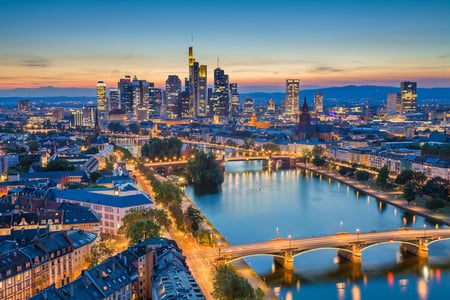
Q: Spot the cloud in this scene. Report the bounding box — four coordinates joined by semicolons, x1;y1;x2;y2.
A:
311;66;343;73
20;57;51;68
438;54;450;59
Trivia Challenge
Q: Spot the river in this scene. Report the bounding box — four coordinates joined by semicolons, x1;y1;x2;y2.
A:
184;161;450;300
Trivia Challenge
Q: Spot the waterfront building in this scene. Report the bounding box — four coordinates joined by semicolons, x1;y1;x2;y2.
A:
97;81;107;117
285;79;300;115
166;75;182;119
314;93;324;113
400;81;417;114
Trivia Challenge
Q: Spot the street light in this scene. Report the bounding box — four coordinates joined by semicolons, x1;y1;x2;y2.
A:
276;227;279;239
356;228;360;243
340;221;343;232
288;234;292;249
424;224;427;238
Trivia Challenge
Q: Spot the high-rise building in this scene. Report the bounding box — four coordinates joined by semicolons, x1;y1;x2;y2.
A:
118;75;133;113
210;68;230;117
285;79;300;115
70;109;83;128
148;82;156;118
230;83;240;117
184;78;189;94
166;75;182;119
243;96;254;116
131;76;150;121
266;99;275;114
314;93;323;113
96;81;107;117
108;88;120;111
386;93;400;115
17;99;31;112
52;108;64;122
82;105;97;127
152;88;163;118
198;65;208;117
188;46;208;118
400;81;417;114
178;91;190;119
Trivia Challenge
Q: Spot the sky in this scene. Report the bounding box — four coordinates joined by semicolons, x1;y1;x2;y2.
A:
0;0;449;91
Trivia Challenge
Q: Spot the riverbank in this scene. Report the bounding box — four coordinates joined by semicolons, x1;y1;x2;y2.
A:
297;164;450;226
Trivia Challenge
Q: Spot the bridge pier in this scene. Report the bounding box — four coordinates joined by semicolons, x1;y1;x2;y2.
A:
273;251;294;271
337;244;361;263
400;240;428;258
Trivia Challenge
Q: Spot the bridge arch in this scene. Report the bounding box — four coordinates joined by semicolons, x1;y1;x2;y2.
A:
226;253;285;264
360;240;420;252
292;247;353;258
426;237;450;247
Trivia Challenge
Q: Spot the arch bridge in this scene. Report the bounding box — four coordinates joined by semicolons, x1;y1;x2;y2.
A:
219;228;450;271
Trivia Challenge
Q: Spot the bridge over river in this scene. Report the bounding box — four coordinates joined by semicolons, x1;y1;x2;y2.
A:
219;228;450;270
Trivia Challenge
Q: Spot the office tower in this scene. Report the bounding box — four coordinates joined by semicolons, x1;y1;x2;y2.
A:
386;93;400;115
52;108;64;122
184;78;189;94
198;65;208;117
152;88;163;118
229;83;240;117
178;91;190;118
131;76;150;121
285;79;300;115
148;82;156;118
108;88;120;111
118;75;133;113
82;105;97;127
243;96;254;116
97;81;107;117
165;75;182;119
314;93;324;113
267;98;275;114
210;68;230;117
17;99;31;112
400;81;417;113
70;109;83;128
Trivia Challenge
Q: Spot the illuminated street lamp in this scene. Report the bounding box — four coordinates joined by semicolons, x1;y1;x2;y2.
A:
276;227;279;239
356;228;360;243
288;234;292;249
340;221;343;232
424;224;427;238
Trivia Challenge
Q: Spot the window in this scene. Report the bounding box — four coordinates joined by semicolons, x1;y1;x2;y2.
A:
16;274;21;281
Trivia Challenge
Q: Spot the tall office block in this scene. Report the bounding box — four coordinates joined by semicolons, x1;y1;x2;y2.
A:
266;99;275;114
118;75;133;113
96;81;107;117
131;76;150;121
243;96;254;116
188;46;208;118
210;68;229;117
314;93;323;113
386;93;400;115
400;81;417;114
166;75;182;119
230;83;240;117
178;91;190;119
285;79;300;115
108;88;120;111
70;109;83;128
198;65;208;117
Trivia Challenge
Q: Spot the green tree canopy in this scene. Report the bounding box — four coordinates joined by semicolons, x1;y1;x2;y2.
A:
129;123;141;134
85;146;100;154
403;181;416;203
126;220;160;245
376;166;389;190
186;151;224;187
45;159;76;171
262;143;280;153
154;181;183;207
395;170;415;185
422;176;449;201
86;242;113;268
141;137;183;161
355;170;370;182
89;171;102;184
212;265;255;300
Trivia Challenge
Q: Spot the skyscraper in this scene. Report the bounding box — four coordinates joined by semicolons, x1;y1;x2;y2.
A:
96;81;107;117
178;91;190;119
314;93;323;113
108;89;120;111
166;75;182;119
188;46;207;118
386;93;400;115
118;75;133;114
230;83;240;117
243;96;254;116
266;99;275;114
400;81;417;114
285;79;300;115
131;76;150;121
211;68;230;117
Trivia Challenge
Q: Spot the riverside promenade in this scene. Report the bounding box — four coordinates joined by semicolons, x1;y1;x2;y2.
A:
298;164;450;226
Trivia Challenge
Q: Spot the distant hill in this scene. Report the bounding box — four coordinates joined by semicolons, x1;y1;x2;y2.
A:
1;85;449;107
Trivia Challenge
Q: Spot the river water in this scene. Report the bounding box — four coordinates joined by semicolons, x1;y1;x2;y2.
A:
184;161;450;300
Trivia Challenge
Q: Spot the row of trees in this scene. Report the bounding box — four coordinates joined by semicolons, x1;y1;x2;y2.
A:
212;265;264;300
141;137;183;161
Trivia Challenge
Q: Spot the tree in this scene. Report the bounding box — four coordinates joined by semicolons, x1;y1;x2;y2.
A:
89;171;102;184
186;151;224;187
103;155;117;172
425;198;446;209
108;122;126;133
422;176;449;201
262;143;280;153
403;181;416;204
225;139;237;147
154;181;183;207
312;156;326;166
29;141;39;152
395;170;414;185
312;145;324;158
240;138;255;150
355;170;370;182
141;137;183;161
45;159;75;171
129;123;141;135
19;155;34;173
126;220;160;245
376;166;389;190
185;205;203;232
212;265;255;300
85;146;99;154
169;204;185;231
86;242;113;268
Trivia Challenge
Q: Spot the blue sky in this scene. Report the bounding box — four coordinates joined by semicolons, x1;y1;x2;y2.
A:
0;0;449;89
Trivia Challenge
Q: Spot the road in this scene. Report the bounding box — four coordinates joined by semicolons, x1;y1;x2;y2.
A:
222;228;450;258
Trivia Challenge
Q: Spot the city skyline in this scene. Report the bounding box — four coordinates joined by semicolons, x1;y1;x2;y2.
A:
0;0;449;89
